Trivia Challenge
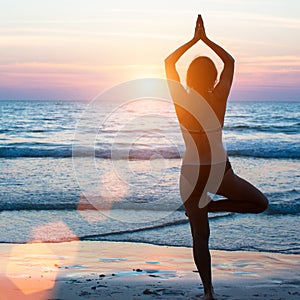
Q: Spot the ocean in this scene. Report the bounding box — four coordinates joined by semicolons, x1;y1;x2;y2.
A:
0;98;299;254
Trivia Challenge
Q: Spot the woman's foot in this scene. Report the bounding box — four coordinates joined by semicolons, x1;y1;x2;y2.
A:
203;288;216;300
203;293;216;300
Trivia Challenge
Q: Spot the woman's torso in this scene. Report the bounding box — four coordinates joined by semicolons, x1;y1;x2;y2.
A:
176;89;228;165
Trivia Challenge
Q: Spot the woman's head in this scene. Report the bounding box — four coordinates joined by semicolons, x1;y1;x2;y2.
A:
186;56;217;94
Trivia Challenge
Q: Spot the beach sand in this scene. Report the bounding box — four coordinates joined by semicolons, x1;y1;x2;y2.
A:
0;241;299;300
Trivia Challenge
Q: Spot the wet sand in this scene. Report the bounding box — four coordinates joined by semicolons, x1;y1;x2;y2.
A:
0;241;299;299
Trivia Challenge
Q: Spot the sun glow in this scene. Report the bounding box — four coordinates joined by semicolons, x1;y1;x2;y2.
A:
1;0;299;100
127;65;164;80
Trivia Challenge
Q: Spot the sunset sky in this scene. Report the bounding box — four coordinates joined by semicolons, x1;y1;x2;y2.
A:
1;0;299;101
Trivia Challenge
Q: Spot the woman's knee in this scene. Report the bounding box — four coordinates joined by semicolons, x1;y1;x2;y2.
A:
256;194;268;213
230;174;269;213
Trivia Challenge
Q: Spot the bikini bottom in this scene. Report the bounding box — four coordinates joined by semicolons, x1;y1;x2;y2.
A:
181;158;232;213
182;159;232;172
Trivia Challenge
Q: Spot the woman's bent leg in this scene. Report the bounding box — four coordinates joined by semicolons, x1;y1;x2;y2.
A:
208;168;268;213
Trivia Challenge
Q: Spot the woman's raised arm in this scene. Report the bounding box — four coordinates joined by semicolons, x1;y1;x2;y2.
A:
164;16;202;83
197;15;235;96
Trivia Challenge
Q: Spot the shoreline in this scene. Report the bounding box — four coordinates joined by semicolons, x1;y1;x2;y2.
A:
1;240;300;299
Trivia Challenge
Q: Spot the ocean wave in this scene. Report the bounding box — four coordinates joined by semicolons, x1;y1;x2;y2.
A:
224;123;300;134
0;202;77;211
266;200;300;215
1;143;299;159
0;199;184;213
0;198;299;216
227;148;300;159
80;213;231;240
81;219;189;240
0;145;72;158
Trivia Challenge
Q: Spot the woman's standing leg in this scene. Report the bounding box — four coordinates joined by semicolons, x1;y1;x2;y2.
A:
185;205;215;299
181;165;216;299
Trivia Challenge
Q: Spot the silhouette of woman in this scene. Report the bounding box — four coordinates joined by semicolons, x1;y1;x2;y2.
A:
165;15;268;299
